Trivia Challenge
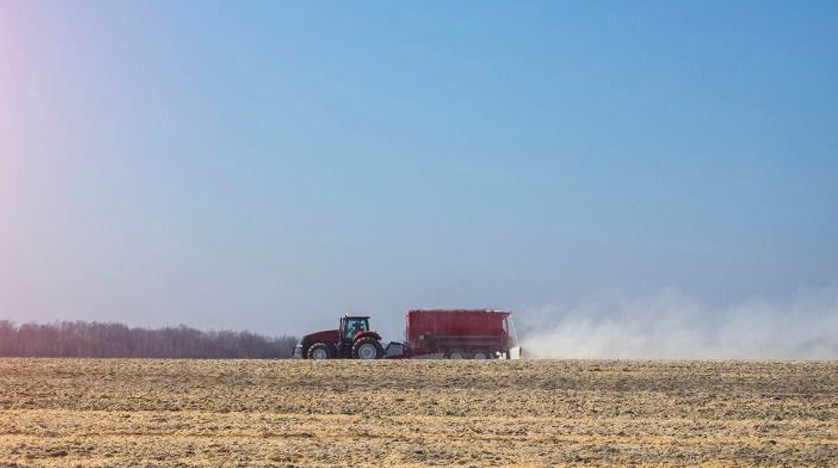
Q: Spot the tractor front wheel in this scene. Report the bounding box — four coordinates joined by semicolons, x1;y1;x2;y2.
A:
352;337;384;359
307;342;332;359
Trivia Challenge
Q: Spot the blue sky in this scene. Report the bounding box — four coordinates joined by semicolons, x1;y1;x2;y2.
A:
1;1;836;339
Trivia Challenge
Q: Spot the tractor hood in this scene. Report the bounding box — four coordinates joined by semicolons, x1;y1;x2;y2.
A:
301;329;340;345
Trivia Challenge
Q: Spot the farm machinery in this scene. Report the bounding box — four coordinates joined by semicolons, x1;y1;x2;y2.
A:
294;309;522;359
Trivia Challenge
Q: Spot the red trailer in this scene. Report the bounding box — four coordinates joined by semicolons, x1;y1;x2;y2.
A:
405;309;516;359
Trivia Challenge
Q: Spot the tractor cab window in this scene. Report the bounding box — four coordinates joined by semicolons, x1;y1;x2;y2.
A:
342;318;368;340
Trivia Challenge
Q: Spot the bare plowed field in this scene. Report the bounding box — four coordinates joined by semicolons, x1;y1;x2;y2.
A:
0;359;836;467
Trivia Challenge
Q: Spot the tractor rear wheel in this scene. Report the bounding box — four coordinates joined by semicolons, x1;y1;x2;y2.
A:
307;342;332;359
445;349;467;359
352;337;384;359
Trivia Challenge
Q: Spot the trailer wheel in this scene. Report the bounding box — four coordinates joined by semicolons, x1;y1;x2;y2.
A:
307;342;332;360
472;350;491;359
445;349;467;359
352;337;384;359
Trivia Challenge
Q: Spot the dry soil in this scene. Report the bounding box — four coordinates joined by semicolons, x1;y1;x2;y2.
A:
0;359;836;467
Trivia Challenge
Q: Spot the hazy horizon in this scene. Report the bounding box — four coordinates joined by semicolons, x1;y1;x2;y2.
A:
1;1;836;355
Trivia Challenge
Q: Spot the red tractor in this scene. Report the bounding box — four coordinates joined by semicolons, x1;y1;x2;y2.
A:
296;313;385;359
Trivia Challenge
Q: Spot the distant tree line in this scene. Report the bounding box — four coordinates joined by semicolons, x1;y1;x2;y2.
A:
0;320;297;359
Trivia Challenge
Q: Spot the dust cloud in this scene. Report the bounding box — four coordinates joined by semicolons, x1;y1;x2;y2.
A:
519;288;838;359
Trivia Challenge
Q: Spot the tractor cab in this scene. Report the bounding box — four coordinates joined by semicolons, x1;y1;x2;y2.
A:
340;315;370;342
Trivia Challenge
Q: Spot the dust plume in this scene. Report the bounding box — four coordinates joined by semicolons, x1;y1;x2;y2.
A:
519;288;838;359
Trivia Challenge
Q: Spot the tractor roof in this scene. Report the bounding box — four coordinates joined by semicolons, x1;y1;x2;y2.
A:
343;313;370;319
